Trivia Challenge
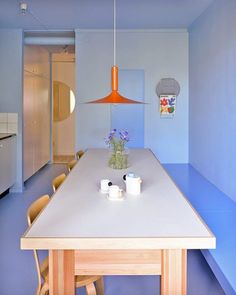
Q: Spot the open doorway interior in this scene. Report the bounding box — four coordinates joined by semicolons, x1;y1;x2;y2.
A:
51;50;76;163
23;32;76;181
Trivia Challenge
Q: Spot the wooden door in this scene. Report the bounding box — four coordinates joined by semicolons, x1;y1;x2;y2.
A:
33;76;50;173
23;71;35;181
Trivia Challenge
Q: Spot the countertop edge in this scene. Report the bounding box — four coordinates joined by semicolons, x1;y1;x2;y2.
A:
0;133;16;140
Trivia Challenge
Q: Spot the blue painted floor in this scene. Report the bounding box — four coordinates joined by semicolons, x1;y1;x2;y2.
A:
0;163;225;295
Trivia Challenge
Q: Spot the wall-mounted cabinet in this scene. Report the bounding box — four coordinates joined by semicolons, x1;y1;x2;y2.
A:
23;46;50;181
0;135;16;194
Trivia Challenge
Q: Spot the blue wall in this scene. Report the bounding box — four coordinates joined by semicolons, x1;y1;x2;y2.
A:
189;0;236;201
76;30;189;163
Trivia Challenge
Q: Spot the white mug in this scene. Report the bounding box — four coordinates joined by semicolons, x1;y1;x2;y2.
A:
100;179;112;193
108;185;122;199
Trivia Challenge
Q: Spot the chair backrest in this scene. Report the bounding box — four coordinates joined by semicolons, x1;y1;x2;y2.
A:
52;173;66;192
27;195;50;226
67;159;77;172
27;195;50;294
76;150;84;160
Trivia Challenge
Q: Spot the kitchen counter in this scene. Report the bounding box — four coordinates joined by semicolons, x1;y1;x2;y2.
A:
0;133;16;140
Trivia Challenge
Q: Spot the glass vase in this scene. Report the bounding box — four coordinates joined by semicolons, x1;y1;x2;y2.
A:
108;147;129;169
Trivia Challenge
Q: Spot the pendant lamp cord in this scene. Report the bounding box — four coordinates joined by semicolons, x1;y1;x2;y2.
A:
114;0;116;66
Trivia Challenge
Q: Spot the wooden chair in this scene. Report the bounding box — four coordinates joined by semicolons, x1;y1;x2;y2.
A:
52;173;66;192
27;195;50;295
76;150;85;160
27;195;104;295
67;159;77;172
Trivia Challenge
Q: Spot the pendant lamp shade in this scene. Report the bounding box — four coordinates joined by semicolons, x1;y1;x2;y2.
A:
85;0;143;104
87;66;143;104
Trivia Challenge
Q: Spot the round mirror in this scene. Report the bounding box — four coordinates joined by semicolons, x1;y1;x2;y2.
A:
53;81;75;122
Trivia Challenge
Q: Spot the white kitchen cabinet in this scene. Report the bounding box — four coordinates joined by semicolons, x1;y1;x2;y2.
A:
0;135;16;194
23;46;50;181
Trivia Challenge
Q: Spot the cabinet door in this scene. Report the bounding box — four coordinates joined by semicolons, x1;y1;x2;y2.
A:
24;46;50;181
23;72;35;181
40;77;50;165
33;76;50;172
32;76;42;173
0;137;16;194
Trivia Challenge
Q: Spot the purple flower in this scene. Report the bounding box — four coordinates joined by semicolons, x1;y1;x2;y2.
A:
104;137;110;145
104;129;129;146
119;130;129;142
108;129;116;140
104;129;116;146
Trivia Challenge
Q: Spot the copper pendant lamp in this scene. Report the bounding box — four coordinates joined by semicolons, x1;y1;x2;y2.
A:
87;0;142;104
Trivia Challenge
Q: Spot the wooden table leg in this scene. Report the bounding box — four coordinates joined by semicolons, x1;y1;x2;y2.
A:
95;277;104;295
49;250;75;295
161;249;187;295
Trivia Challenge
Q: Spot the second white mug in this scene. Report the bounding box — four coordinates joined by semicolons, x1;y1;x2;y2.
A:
108;185;123;199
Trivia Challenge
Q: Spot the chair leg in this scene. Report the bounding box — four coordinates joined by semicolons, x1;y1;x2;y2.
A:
39;283;49;295
95;277;104;295
86;283;97;295
36;286;40;295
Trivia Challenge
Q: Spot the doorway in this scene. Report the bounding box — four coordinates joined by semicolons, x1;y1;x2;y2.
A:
23;32;76;180
51;52;76;163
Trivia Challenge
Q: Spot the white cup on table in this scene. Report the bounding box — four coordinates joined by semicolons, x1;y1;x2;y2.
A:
108;185;123;200
100;179;112;193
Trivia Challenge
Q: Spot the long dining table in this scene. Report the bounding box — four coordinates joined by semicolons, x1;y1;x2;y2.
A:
21;148;215;295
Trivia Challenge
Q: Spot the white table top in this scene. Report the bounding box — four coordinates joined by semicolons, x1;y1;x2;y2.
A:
21;149;215;250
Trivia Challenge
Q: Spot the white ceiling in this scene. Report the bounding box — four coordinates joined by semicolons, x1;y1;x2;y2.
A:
0;0;214;30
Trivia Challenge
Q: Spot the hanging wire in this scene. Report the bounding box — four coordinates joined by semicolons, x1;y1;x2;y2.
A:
20;2;48;30
28;10;48;30
113;0;116;66
86;0;144;104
